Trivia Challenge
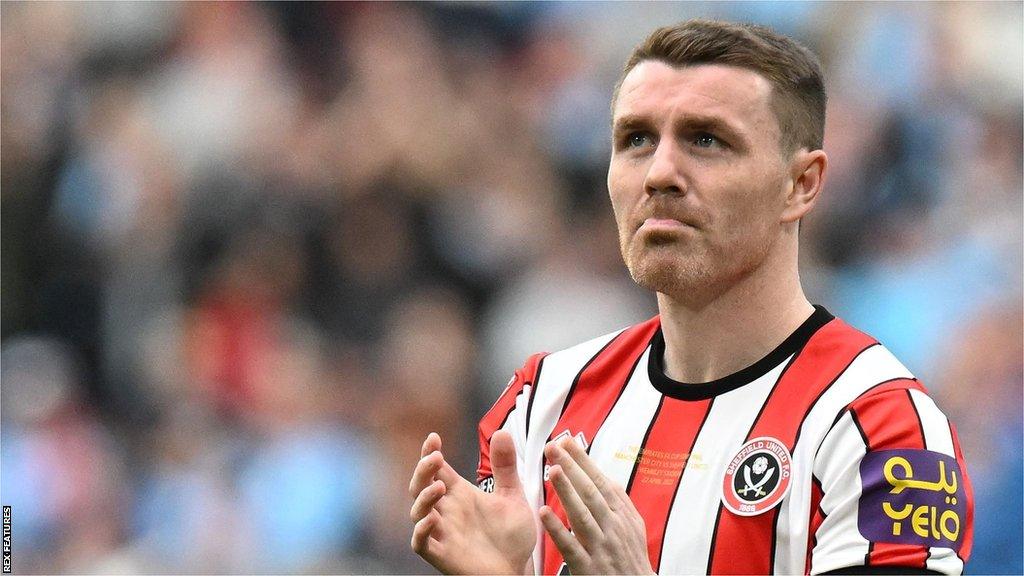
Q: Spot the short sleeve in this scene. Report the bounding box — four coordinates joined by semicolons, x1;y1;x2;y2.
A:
810;383;974;575
477;352;546;492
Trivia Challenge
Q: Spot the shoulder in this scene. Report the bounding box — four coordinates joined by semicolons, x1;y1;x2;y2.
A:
801;312;923;414
807;311;962;458
808;321;973;573
778;313;917;445
787;312;949;478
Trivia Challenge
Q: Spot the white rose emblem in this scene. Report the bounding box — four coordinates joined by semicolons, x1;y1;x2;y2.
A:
752;455;769;475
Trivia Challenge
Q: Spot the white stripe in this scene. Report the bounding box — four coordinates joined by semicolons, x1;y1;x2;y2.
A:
587;346;662;493
658;356;791;575
910;389;965;575
810;410;870;574
521;329;623;575
924;545;965;575
910;389;954;456
500;383;532;488
777;344;913;574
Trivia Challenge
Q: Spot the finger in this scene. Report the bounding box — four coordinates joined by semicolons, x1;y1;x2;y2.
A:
421;432;442;459
540;505;590;569
546;442;613;527
547;464;602;545
490;430;523;495
433;454;470;492
417;448;475;497
408;450;444;498
410;479;447;522
411;508;445;558
558;436;626;510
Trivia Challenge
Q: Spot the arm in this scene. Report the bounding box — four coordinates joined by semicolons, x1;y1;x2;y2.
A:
810;384;973;575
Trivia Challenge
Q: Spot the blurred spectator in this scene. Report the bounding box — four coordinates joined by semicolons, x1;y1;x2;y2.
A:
183;223;309;418
236;319;372;573
0;337;131;573
132;403;249;572
317;191;424;348
366;285;478;572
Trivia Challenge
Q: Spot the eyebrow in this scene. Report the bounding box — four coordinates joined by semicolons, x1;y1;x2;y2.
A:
610;115;652;137
612;113;749;150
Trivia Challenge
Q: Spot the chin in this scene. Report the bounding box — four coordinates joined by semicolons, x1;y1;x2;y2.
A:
625;246;713;298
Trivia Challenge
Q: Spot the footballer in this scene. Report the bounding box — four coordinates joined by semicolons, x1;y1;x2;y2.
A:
408;19;972;576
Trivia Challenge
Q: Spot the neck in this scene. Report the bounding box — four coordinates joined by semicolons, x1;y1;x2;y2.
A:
657;241;813;384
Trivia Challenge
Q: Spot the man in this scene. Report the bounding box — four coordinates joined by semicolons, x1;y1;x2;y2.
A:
408;20;973;575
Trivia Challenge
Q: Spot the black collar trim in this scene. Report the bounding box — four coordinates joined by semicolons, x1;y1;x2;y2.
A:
648;305;834;401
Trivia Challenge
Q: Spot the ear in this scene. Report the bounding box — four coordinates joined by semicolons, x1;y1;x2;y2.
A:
781;149;827;224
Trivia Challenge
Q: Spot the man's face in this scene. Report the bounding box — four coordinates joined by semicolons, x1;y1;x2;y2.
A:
608;61;794;302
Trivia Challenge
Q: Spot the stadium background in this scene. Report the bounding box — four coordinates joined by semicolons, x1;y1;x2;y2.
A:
1;2;1021;573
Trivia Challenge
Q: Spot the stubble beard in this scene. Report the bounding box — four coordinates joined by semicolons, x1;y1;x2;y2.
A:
624;241;714;301
621;231;773;306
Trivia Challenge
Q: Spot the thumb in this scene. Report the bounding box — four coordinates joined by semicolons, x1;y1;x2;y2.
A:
490;430;523;495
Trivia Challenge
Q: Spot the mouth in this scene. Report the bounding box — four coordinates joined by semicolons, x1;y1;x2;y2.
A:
636;217;698;235
639;217;691;230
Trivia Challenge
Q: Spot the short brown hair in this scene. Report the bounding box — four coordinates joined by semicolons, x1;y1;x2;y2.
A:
613;20;826;153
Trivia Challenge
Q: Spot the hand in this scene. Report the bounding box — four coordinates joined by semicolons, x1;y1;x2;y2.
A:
540;437;654;575
409;431;536;575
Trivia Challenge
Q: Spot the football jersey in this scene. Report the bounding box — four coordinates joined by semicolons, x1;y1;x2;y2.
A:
477;306;973;575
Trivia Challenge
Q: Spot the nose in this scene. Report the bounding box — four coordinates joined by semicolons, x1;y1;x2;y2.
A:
643;139;686;196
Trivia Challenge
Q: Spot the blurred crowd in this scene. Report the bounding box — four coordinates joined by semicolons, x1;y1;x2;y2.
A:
1;2;1020;574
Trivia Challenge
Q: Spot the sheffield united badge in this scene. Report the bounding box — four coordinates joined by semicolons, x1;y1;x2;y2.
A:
722;437;793;516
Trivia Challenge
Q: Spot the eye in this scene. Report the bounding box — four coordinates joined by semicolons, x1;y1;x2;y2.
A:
694;132;719;148
626;132;654;149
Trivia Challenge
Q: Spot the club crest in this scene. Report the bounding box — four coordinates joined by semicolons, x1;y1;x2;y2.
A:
722;437;792;516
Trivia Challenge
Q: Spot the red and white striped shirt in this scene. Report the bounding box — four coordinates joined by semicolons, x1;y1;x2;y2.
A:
477;306;973;575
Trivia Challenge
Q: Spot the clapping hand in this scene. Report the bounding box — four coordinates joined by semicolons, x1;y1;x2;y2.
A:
409;431;536;575
540;436;655;575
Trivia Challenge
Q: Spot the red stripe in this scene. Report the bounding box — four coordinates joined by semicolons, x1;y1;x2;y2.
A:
949;422;974;560
477;352;546;483
805;476;825;574
627;397;713;571
851;389;926;452
709;319;876;575
542;319;660;575
867;544;930;567
852;388;929;568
